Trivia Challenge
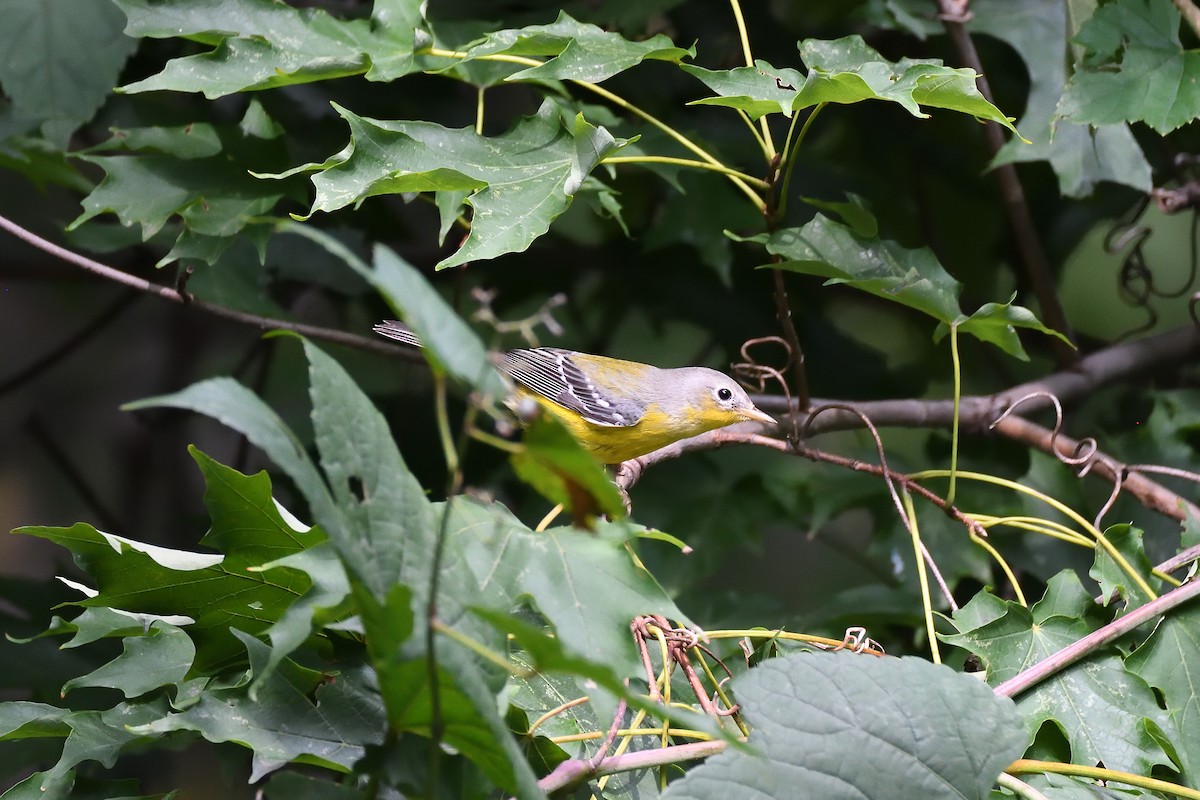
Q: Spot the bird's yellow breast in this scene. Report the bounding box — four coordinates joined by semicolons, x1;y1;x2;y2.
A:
518;387;744;464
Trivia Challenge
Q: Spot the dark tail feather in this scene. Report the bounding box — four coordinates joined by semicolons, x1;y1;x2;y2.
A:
373;320;423;347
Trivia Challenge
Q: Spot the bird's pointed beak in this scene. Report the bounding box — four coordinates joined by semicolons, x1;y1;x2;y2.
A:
740;405;777;425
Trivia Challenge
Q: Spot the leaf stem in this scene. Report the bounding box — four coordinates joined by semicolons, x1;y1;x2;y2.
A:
433;372;458;475
946;323;962;506
995;773;1051;800
475;85;485;135
904;491;942;664
1007;759;1200;800
774;103;824;223
727;0;776;158
736;108;772;160
601;155;770;189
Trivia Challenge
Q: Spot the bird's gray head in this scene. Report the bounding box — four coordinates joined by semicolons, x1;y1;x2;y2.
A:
668;368;776;426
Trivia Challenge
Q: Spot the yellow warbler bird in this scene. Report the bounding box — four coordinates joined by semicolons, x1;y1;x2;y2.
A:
373;320;776;464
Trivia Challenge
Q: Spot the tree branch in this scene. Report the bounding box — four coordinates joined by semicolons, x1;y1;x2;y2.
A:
754;324;1200;435
0;213;422;363
995;577;1200;698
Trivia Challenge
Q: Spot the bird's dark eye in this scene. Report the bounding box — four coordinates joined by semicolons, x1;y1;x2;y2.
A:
717;387;733;401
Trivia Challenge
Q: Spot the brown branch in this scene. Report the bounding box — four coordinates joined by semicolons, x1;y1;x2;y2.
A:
0;213;422;363
753;324;1200;435
937;2;1078;365
1171;0;1200;42
535;739;727;796
990;414;1200;522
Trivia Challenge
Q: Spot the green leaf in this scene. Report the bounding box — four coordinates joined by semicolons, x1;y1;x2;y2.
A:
799;193;878;238
0;0;136;146
765;215;964;324
17;449;323;671
972;0;1151;196
251;543;353;694
134;632;385;781
0;702;70;740
115;0;425;98
62;623;195;699
683;60;805;119
1060;0;1200;134
67;153;287;253
1088;525;1157;610
940;298;1074;360
510;412;627;522
684;36;1018;134
662;651;1025;800
302;338;435;605
94;124;223;160
942;572;1172;774
1125;601;1200;782
459;11;692;83
24;701;172;798
273;101;626;269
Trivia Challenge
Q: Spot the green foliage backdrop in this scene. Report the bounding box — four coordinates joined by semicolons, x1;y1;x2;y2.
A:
2;1;1200;798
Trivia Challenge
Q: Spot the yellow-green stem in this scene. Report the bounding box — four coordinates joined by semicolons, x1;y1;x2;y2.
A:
433;372;458;475
601;155;770;189
728;0;776;157
419;47;766;212
776;104;825;221
1007;760;1200;800
911;471;1158;602
947;324;962;506
969;530;1028;606
904;491;942;664
475;85;485;135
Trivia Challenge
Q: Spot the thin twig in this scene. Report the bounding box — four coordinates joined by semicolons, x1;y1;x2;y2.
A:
0;214;421;362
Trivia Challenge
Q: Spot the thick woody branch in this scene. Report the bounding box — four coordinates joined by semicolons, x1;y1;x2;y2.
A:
754;324;1200;434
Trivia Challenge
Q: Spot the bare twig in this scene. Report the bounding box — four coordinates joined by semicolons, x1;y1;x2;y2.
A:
0;213;421;362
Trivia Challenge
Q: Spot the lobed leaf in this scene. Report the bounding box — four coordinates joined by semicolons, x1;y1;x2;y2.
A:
971;0;1151;196
942;572;1173;775
1059;0;1200;134
273;101;626;269
0;0;136;146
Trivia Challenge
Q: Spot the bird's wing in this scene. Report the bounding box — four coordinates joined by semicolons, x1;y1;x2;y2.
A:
502;348;643;427
373;320;423;347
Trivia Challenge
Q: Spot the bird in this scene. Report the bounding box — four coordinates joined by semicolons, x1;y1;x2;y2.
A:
373;320;775;464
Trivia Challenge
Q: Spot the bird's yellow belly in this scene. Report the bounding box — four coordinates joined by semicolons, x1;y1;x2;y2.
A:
524;392;712;464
